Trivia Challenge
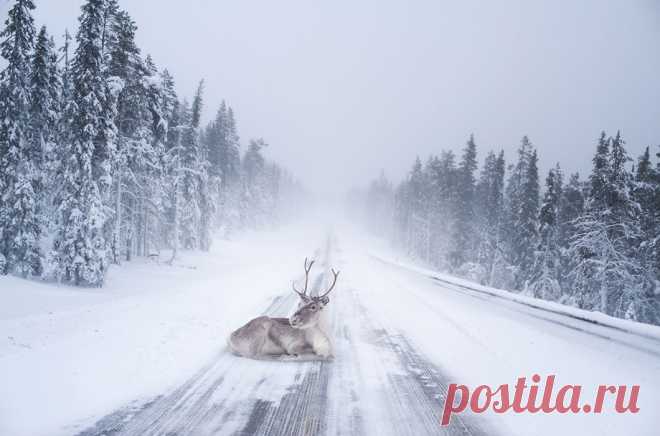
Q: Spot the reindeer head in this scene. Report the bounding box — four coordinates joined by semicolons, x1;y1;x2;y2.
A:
290;258;340;329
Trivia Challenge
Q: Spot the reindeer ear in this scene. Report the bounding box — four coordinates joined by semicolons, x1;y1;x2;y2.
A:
320;296;330;305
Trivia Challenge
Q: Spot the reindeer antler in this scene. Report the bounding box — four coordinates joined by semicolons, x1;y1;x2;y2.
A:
319;268;340;299
292;257;315;297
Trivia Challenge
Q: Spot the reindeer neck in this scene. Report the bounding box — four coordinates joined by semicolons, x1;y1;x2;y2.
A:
304;324;329;342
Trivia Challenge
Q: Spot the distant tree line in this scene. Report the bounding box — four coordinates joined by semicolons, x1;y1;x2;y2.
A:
0;0;303;286
357;133;660;325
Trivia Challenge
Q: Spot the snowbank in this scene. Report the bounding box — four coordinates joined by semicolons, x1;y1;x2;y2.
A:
369;251;660;342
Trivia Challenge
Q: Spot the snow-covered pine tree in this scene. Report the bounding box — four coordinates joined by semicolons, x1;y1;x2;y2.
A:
503;136;539;288
179;81;211;250
221;105;243;235
202;102;228;229
204;106;224;183
529;164;563;300
405;157;431;260
31;26;59;167
0;0;40;277
140;55;167;255
475;150;506;285
568;132;657;322
51;0;118;286
424;153;456;269
106;7;165;261
518;148;540;286
590;131;610;209
164;96;183;263
241;138;268;229
393;180;411;251
60;29;73;107
452;134;478;269
100;0;119;61
225;106;241;187
31;26;61;236
633;147;659;278
557;173;585;250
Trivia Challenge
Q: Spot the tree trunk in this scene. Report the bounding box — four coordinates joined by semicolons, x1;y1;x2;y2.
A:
113;170;122;264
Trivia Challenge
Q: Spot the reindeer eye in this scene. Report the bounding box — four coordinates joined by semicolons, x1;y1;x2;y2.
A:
311;305;317;310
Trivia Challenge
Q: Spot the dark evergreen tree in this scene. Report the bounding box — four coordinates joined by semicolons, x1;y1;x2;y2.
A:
475;150;506;285
590;131;610;209
529;164;563;299
633;147;660;278
0;0;39;276
424;153;456;268
106;7;166;262
179;81;212;250
503;136;539;287
568;132;656;322
59;28;74;112
452;134;478;268
51;0;118;286
557;173;585;250
31;26;61;230
241;138;268;228
518;148;540;285
634;147;658;273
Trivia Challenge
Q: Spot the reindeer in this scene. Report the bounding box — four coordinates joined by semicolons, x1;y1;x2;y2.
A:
227;258;340;360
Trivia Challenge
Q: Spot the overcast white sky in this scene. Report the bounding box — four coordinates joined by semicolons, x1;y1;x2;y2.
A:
8;0;660;194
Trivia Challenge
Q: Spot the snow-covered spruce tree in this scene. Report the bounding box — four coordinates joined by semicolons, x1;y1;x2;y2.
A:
503;136;539;288
31;26;60;167
633;147;660;279
0;0;40;277
528;164;563;300
518;148;540;286
203;101;240;233
162;90;183;263
557;172;585;250
59;29;73;108
178;81;212;250
432;151;460;269
567;132;657;323
393;180;411;250
475;150;506;285
51;0;118;286
452;134;478;270
403;157;431;260
203;103;226;223
556;172;586;290
99;0;119;60
589;131;610;209
241;138;268;229
224;106;242;186
31;26;61;234
219;104;242;235
177;98;196;249
140;55;168;254
106;8;165;262
421;156;441;266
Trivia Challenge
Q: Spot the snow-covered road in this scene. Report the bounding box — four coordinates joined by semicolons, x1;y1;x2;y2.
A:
77;237;492;436
2;225;659;436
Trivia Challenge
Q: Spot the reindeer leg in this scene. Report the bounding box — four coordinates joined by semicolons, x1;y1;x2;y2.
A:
312;334;332;358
